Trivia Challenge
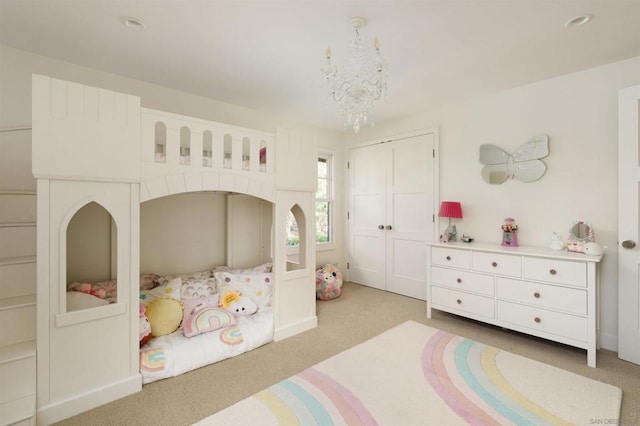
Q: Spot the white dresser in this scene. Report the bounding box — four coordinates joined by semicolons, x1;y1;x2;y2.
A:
426;241;602;367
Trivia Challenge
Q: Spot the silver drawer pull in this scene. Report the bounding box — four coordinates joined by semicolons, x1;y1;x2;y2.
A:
549;269;557;275
456;278;462;284
456;299;462;305
491;261;498;267
534;292;541;298
534;317;541;323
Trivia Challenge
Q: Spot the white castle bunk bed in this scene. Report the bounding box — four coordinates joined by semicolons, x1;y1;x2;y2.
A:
32;75;319;424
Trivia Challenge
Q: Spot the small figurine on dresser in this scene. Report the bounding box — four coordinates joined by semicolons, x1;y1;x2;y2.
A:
549;232;565;250
501;217;519;247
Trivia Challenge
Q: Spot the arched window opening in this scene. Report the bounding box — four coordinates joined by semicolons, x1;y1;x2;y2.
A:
66;202;117;311
286;204;306;271
180;126;191;165
259;140;267;173
223;134;232;169
155;122;167;162
242;137;251;171
203;130;213;167
286;210;299;247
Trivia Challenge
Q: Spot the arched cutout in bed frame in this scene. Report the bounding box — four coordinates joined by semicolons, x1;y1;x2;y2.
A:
32;74;318;424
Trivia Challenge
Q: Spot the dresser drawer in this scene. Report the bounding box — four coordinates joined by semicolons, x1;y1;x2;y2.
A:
472;252;521;277
432;267;494;296
431;286;495;319
496;278;587;315
431;247;471;269
497;301;587;342
523;257;587;287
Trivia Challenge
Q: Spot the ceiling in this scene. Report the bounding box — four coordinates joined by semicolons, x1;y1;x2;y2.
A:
1;1;639;132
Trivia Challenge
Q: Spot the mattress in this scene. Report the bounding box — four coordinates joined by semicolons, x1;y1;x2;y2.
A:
139;307;274;384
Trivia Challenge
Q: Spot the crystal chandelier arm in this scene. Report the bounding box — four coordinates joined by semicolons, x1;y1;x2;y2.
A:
330;80;350;102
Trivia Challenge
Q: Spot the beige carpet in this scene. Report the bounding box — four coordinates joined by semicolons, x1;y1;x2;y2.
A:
56;282;640;426
196;320;621;425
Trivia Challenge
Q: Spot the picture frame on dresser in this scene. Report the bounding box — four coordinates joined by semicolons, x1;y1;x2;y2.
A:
426;241;603;367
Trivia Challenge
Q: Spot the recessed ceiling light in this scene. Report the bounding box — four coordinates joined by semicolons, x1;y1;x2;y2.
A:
123;16;145;31
564;14;593;28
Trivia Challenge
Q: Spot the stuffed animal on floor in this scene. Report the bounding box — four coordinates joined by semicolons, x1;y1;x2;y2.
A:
139;304;152;347
219;290;258;317
315;263;343;300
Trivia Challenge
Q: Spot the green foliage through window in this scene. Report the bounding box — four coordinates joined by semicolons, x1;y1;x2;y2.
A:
316;155;332;245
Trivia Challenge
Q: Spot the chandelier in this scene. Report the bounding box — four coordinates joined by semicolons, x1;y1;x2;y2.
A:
321;17;388;133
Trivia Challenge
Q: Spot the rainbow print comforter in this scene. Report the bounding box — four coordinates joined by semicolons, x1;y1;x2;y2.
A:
140;307;273;384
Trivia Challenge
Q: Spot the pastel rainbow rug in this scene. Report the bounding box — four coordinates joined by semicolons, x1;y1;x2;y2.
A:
195;321;622;425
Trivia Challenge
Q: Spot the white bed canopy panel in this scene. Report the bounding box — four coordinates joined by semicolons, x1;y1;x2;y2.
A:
32;74;318;424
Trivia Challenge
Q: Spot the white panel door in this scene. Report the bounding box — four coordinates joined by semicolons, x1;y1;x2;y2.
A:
348;132;436;299
386;134;434;299
348;143;386;290
618;85;640;365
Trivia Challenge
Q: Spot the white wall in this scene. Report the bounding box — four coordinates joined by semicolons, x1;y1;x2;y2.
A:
346;56;640;351
0;45;346;271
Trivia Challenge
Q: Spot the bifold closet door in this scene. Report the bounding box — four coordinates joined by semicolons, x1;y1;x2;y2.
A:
348;133;435;300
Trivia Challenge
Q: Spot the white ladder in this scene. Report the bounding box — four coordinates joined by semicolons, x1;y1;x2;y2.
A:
0;128;36;426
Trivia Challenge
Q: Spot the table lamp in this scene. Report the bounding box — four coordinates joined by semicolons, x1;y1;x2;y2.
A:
439;201;463;242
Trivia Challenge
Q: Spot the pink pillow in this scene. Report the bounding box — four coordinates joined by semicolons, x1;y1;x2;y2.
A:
182;306;236;338
182;294;220;319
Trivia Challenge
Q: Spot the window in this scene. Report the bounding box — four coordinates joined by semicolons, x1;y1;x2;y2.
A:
316;153;333;247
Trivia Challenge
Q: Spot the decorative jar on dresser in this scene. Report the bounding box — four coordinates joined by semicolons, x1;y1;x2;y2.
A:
426;241;603;367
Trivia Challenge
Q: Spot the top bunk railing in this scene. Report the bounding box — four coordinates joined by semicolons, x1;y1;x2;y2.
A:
140;108;275;182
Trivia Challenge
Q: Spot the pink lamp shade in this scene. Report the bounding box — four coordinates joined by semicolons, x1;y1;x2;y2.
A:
439;201;463;219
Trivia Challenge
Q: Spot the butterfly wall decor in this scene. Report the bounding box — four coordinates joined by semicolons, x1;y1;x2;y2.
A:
479;134;549;184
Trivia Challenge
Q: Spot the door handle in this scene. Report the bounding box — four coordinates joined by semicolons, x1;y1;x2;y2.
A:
622;240;636;249
378;225;384;230
385;225;392;230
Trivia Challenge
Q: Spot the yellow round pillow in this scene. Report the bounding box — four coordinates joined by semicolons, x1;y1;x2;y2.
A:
145;297;184;337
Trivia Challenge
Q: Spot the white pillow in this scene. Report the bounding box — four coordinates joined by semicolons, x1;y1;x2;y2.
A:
212;262;272;274
66;291;109;311
162;270;211;283
140;277;181;305
214;272;273;309
180;277;218;300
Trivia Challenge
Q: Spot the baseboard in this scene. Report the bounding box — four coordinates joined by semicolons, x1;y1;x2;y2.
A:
36;374;141;425
274;316;318;341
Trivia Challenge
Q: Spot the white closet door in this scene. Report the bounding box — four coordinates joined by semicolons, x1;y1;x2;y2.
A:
348;143;386;290
386;134;434;299
348;132;436;299
618;84;640;365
